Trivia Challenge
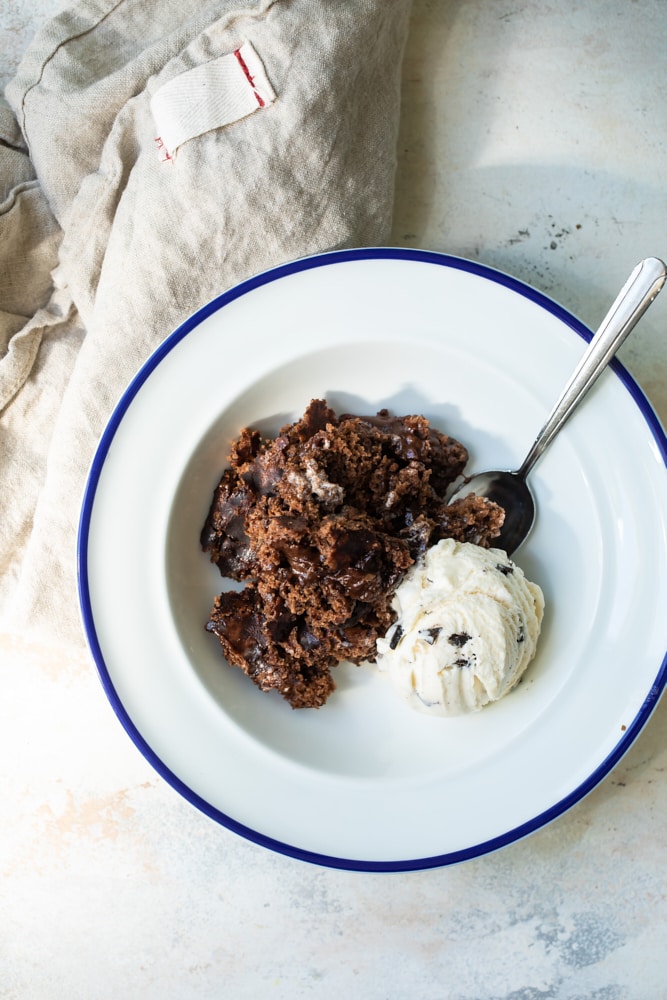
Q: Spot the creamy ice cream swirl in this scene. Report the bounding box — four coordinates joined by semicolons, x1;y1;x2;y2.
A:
375;538;544;715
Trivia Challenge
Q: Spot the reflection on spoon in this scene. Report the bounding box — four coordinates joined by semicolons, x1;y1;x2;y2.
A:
449;257;667;555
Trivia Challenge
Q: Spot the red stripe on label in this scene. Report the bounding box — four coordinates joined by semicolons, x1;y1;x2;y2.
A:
233;47;265;108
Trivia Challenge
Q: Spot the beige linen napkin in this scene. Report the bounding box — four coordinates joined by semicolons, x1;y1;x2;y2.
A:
0;0;412;648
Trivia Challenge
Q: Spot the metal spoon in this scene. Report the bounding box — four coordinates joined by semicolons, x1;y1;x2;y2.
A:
449;256;667;555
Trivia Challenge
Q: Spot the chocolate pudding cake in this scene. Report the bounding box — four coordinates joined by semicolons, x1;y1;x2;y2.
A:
200;399;503;708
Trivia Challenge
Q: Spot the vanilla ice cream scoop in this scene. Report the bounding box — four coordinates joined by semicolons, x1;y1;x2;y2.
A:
375;538;544;715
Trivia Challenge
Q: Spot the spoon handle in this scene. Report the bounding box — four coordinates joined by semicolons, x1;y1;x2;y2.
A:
518;256;667;479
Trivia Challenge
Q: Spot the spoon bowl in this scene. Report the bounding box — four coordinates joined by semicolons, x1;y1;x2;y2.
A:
449;257;667;555
453;469;536;555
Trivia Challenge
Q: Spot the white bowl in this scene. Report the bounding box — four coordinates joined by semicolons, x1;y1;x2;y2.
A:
78;248;667;871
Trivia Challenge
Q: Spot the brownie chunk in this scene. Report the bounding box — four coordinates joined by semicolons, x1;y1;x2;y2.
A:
201;399;503;708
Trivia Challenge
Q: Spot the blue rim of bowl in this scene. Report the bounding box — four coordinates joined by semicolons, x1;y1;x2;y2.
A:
77;246;667;872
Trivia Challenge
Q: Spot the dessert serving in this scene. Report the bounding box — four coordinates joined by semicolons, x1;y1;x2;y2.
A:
201;400;542;714
200;398;543;710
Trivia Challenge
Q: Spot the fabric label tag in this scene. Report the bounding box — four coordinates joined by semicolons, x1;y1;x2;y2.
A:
150;42;276;159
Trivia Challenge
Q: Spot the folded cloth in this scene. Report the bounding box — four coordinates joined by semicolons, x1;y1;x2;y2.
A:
0;0;412;648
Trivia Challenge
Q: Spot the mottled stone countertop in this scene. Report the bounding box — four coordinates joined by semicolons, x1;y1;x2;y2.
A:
2;2;667;998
